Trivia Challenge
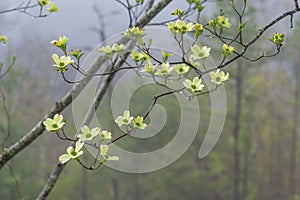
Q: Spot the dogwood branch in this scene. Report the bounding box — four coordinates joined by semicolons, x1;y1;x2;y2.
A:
216;7;300;70
35;1;172;199
0;1;37;14
0;1;50;18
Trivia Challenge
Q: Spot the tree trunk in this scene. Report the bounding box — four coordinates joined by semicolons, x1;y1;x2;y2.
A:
108;179;118;200
289;61;300;199
82;156;88;200
241;139;250;199
233;60;243;200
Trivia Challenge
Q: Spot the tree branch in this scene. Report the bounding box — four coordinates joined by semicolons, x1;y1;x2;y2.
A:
217;7;300;70
0;53;116;170
0;1;37;14
295;0;299;9
36;1;172;199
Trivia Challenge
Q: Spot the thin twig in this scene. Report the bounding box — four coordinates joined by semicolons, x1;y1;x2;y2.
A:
0;56;16;78
294;0;299;9
0;1;37;14
7;162;23;200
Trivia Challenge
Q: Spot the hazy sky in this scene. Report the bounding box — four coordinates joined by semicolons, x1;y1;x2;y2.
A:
2;0;188;50
2;0;296;51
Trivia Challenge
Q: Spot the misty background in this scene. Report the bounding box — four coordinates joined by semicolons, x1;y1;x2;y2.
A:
1;0;300;200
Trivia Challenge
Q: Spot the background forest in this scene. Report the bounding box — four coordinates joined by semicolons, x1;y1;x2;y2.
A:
0;0;300;200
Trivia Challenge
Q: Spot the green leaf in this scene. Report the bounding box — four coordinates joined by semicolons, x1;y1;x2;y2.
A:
186;0;194;5
237;22;247;31
137;37;144;46
197;5;205;13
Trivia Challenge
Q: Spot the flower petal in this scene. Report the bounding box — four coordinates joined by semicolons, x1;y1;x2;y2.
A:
43;119;54;128
52;54;59;63
100;145;109;156
75;141;84;152
191;45;200;55
100;130;112;140
115;116;124;126
183;79;192;88
59;154;71;164
53;114;63;124
107;156;119;161
124;110;130;119
193;77;201;85
81;125;90;135
91;127;101;137
57;122;65;129
66;146;74;154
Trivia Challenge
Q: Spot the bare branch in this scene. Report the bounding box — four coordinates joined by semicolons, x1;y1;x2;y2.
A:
295;0;299;9
0;1;37;14
0;1;49;18
92;4;107;43
0;56;16;78
6;163;23;199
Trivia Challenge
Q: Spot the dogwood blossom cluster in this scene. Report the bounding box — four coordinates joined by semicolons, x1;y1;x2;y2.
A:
208;15;232;30
191;45;211;60
59;140;84;164
168;20;194;34
183;77;204;94
100;145;119;162
52;54;74;73
217;16;232;28
129;39;229;93
140;60;191;78
174;64;190;75
51;36;67;48
121;19;244;95
269;32;285;47
99;43;125;59
210;69;230;85
131;50;150;62
155;62;173;76
166;9;204;37
50;36;84;73
222;44;235;57
0;35;7;44
182;70;230;95
43;114;119;164
115;110;147;130
128;42;230;94
38;0;58;13
165;12;205;37
141;62;158;73
123;27;144;39
43;114;65;132
46;4;287;170
77;126;112;142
